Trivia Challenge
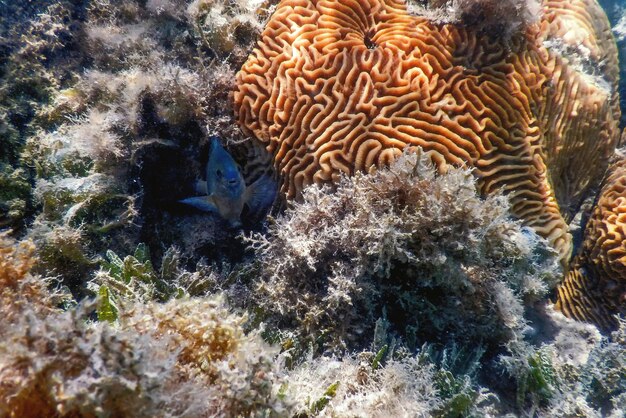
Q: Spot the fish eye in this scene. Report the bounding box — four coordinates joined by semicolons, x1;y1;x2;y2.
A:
216;169;223;178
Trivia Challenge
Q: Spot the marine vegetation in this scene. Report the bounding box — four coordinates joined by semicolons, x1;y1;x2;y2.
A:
1;0;279;294
235;0;621;265
1;0;626;417
0;0;88;229
247;150;561;352
0;233;289;417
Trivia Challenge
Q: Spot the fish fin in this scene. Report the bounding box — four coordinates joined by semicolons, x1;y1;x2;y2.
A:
227;218;243;229
194;180;208;195
244;174;277;217
179;195;219;213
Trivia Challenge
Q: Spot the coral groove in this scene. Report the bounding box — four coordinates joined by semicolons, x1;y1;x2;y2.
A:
556;156;626;331
234;0;621;263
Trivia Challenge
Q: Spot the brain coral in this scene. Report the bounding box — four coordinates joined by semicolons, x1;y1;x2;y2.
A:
234;0;621;263
556;155;626;331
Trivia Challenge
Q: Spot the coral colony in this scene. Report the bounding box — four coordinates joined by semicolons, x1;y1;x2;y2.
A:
1;0;626;417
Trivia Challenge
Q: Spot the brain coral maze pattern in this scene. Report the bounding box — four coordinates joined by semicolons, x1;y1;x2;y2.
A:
234;0;621;264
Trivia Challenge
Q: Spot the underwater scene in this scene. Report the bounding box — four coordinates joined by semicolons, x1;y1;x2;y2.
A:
2;0;626;416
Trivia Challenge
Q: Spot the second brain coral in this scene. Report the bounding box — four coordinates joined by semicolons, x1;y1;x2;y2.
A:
234;0;621;266
556;154;626;332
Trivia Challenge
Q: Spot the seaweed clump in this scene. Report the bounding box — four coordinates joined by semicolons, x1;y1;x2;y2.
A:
0;234;290;418
278;306;625;417
248;150;561;352
0;232;56;322
501;310;626;416
0;1;88;229
2;153;626;416
12;0;278;296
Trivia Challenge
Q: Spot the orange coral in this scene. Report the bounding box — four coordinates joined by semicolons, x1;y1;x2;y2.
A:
556;156;626;331
234;0;621;263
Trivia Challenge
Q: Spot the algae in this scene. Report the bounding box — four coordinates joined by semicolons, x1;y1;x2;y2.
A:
1;1;626;417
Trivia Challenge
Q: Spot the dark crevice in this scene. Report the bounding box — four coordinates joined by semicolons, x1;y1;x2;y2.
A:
364;32;377;50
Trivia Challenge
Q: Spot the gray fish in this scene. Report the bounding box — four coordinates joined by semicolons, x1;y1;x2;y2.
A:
180;136;276;227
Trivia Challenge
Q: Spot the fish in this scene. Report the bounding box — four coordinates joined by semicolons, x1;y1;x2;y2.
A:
180;136;277;227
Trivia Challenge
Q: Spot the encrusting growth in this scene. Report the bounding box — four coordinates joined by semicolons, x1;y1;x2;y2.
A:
234;0;621;264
